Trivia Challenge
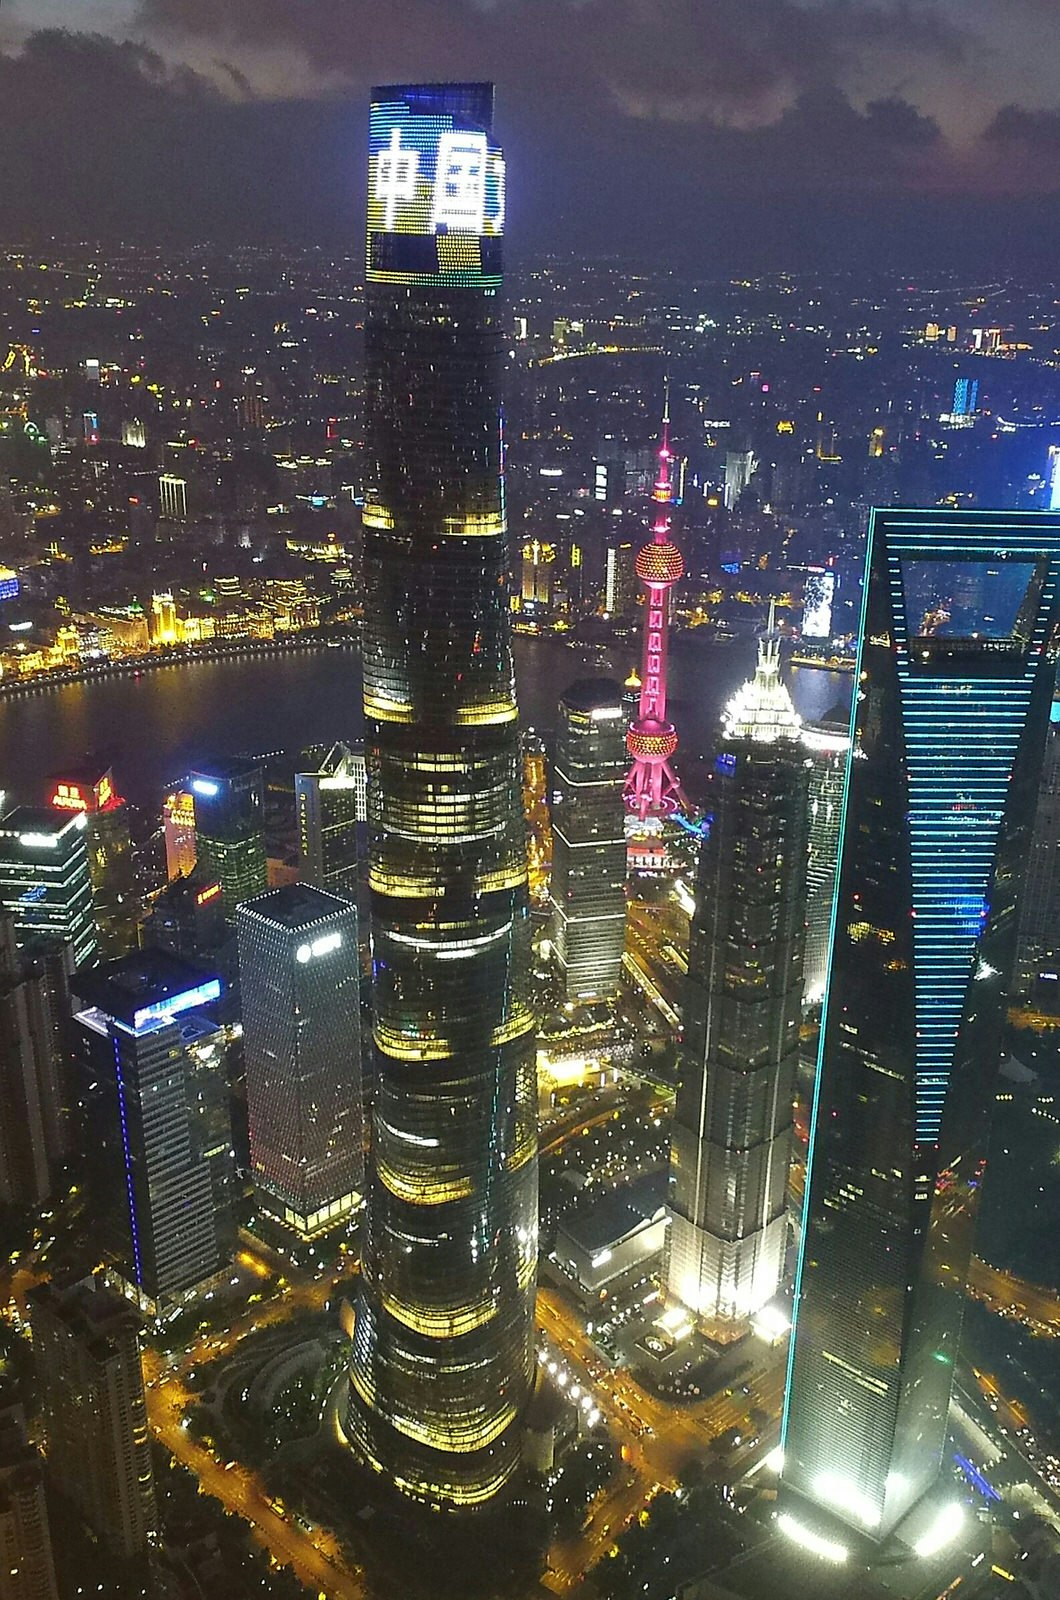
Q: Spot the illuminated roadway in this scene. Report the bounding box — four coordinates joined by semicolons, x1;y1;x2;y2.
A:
537;1285;787;1592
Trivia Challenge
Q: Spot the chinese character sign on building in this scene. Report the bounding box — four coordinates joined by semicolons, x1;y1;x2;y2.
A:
367;84;505;289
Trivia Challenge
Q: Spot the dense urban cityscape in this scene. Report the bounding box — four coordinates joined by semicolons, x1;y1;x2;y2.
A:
0;23;1059;1600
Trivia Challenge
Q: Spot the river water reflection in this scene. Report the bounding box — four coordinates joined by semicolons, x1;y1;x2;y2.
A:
0;634;849;809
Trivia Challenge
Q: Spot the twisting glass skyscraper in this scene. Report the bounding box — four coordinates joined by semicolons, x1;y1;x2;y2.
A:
667;614;808;1339
782;509;1060;1559
344;84;538;1508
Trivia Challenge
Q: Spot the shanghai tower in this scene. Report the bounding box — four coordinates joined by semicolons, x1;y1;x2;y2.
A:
343;85;538;1508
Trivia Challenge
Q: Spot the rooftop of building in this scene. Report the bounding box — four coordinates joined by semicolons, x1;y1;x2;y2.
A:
188;755;262;782
237;881;356;931
561;677;625;714
28;1277;142;1361
71;948;220;1025
0;805;85;840
559;1170;667;1255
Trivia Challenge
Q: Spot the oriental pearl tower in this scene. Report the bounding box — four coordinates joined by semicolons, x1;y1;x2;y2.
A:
624;387;688;823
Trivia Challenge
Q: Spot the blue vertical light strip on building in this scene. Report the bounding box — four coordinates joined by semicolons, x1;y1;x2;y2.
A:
112;1033;143;1289
887;522;1059;1144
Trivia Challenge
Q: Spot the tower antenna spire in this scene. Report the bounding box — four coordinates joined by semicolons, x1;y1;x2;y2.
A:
624;386;688;822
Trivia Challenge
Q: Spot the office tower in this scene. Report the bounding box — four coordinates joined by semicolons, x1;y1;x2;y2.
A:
550;680;627;1001
73;952;229;1311
0;1407;58;1600
801;568;836;642
345;83;538;1508
724;448;757;510
0;917;70;1206
603;538;635;619
238;885;362;1239
163;789;197;881
520;539;555;614
0;808;97;968
781;509;1060;1558
1015;702;1060;1003
30;1278;156;1560
667;617;808;1338
295;742;367;897
158;473;187;522
142;867;225;964
180;1009;239;1263
189;758;267;922
951;376;979;418
801;715;850;1008
625;395;688;824
48;766;138;958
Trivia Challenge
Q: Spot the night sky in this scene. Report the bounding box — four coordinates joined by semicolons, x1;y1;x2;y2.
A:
3;0;1060;269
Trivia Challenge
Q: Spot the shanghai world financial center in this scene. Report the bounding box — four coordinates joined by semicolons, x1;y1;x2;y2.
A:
781;508;1060;1558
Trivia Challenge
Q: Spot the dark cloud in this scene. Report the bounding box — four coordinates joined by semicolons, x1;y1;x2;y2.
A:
982;104;1060;152
134;0;966;126
1;20;1058;272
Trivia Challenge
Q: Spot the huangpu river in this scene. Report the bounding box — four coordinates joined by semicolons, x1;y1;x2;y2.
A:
0;633;850;810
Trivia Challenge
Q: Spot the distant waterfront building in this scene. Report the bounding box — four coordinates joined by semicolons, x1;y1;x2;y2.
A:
801;716;850;1008
238;885;362;1240
345;83;538;1509
0;916;71;1206
189;758;267;922
0;1407;58;1600
782;509;1060;1558
0;807;97;969
73;951;230;1311
30;1278;156;1561
667;615;808;1339
47;765;138;958
550;680;627;1002
162;789;197;881
295;742;367;897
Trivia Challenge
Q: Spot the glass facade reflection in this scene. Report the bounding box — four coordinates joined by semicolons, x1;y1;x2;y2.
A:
344;83;538;1509
782;509;1060;1549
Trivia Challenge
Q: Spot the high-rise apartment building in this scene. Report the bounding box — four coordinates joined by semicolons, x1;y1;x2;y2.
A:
550;680;627;1002
801;716;849;1008
295;742;367;897
781;509;1060;1558
667;621;808;1338
0;917;71;1206
189;759;267;922
73;952;229;1311
30;1278;156;1560
0;808;97;968
238;885;362;1239
344;83;538;1508
48;766;138;957
0;1407;58;1600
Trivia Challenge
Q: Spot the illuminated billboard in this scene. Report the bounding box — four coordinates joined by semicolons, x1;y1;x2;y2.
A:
367;83;504;289
802;569;835;640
